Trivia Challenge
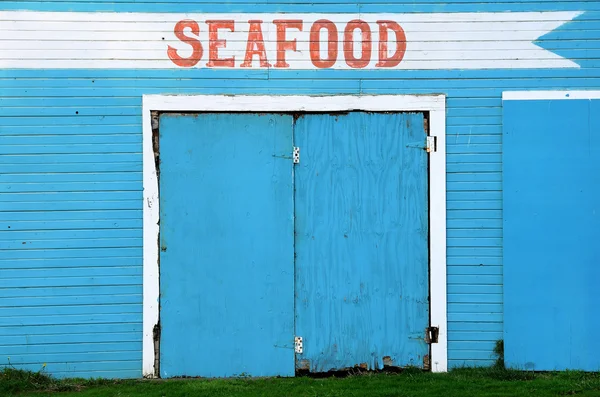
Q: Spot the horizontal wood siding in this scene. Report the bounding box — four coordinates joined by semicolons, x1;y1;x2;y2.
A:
0;0;599;376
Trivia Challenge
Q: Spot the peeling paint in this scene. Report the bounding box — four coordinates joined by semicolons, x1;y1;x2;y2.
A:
153;322;161;377
423;354;431;371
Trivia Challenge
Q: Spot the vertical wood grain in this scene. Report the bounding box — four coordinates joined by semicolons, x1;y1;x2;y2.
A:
294;112;430;371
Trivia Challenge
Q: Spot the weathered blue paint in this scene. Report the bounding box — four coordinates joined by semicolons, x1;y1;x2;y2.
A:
1;0;600;378
294;112;430;371
158;113;295;378
503;99;600;371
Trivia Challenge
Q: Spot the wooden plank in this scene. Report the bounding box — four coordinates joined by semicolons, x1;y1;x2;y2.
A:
294;112;430;372
158;113;295;377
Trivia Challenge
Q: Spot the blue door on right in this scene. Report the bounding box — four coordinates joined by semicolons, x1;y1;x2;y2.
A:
294;112;431;372
503;98;600;371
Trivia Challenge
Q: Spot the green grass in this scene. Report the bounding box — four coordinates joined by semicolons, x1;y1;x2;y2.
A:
3;367;600;397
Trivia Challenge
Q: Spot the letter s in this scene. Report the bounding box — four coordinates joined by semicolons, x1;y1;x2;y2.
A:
167;19;203;67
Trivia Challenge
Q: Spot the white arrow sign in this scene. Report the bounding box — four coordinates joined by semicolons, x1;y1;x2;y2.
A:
0;11;583;69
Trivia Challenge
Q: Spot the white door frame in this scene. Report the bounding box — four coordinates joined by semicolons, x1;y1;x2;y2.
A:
141;94;448;377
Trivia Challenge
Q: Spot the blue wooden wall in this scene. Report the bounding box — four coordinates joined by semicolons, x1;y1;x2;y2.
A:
0;0;599;378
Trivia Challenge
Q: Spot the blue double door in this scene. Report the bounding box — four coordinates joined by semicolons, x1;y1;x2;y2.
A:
158;112;430;378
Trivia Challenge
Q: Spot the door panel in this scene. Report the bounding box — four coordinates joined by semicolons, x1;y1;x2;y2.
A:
294;112;430;372
503;99;600;371
159;113;295;378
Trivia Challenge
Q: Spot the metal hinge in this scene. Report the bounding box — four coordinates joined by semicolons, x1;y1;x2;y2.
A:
294;336;303;353
425;326;439;344
293;147;300;164
426;136;437;153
